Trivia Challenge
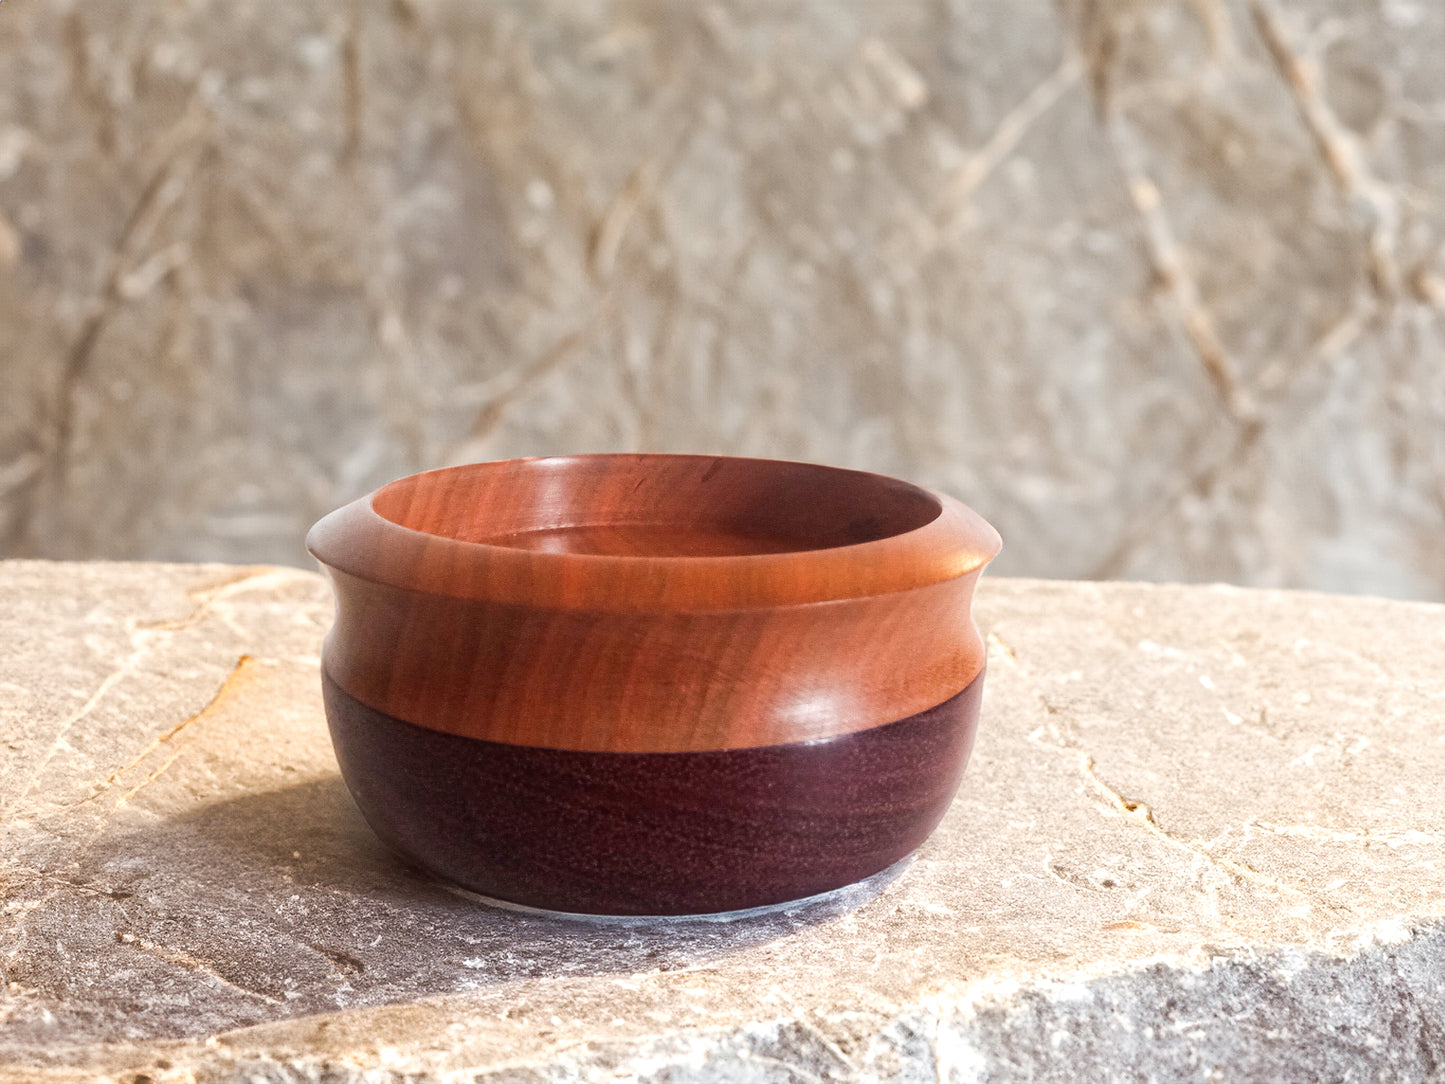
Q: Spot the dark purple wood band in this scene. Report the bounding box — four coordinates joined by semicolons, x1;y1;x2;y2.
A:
323;669;984;916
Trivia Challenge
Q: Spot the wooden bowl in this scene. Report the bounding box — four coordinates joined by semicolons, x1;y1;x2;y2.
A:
307;454;1001;915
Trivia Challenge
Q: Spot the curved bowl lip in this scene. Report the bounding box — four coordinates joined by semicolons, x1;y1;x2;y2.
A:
307;453;1002;612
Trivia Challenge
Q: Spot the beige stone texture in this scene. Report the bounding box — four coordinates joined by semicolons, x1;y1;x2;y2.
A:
2;2;1445;598
1;561;1443;1080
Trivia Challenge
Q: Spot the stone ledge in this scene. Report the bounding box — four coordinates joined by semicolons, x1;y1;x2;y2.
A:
1;562;1443;1081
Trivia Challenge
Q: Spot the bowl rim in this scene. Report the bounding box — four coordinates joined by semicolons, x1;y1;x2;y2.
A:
307;454;1001;611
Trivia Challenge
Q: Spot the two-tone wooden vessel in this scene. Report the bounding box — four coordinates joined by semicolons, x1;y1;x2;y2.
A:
308;454;1001;915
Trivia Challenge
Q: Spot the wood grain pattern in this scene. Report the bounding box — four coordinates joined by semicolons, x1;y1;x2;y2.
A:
309;455;1000;753
324;669;984;916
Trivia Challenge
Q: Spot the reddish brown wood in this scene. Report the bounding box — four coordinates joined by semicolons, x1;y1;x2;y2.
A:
308;455;1000;753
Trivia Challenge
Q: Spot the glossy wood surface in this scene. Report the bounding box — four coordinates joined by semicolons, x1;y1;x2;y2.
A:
310;455;1000;610
325;669;983;916
309;455;1001;753
485;522;816;557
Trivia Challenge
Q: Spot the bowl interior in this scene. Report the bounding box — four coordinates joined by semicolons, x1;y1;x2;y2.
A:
372;455;942;558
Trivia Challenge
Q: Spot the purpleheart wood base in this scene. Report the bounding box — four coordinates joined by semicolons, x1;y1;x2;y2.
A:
323;671;984;916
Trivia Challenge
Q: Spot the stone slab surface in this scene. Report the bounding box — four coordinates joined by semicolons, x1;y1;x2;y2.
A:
1;561;1443;1082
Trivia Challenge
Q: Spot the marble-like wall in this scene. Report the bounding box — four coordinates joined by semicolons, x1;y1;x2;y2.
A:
2;1;1442;598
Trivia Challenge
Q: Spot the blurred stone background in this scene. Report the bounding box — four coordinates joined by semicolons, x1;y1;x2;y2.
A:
1;0;1442;598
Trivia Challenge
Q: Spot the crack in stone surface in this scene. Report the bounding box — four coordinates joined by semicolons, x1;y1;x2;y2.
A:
134;567;295;633
1251;822;1443;849
1076;754;1321;911
116;932;285;1007
80;653;257;812
9;670;132;815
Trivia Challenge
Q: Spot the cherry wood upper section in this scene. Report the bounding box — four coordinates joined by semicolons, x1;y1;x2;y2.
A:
309;455;1000;613
308;455;1001;752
